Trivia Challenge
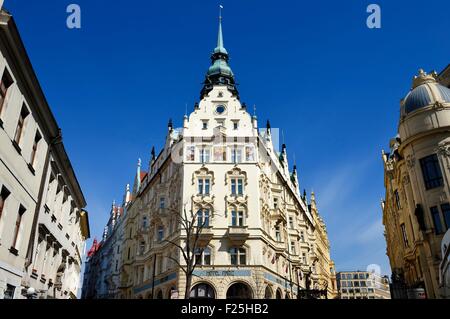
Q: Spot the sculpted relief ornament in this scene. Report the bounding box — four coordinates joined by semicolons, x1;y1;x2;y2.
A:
406;155;416;169
437;143;450;158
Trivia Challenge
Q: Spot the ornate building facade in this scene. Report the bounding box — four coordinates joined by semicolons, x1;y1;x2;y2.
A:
382;66;450;299
0;8;90;299
82;189;130;299
106;15;337;300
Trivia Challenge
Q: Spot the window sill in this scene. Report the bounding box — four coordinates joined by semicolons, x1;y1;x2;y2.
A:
11;140;21;154
9;247;18;256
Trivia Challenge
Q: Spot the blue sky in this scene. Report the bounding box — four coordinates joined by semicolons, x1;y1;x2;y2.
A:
6;0;450;275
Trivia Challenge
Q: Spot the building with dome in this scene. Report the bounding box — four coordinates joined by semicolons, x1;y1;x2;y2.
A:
100;13;338;300
382;66;450;299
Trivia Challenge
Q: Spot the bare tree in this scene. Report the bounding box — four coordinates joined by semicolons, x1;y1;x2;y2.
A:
163;205;210;299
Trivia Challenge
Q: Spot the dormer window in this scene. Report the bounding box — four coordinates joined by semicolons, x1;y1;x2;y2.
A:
233;121;239;130
202;121;208;130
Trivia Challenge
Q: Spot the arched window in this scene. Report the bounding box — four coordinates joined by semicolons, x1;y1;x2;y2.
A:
226;282;253;299
156;290;163;299
264;286;273;299
276;289;283;299
190;283;215;299
230;247;246;265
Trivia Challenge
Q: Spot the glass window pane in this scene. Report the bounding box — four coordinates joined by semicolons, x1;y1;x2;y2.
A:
430;206;444;234
441;203;450;230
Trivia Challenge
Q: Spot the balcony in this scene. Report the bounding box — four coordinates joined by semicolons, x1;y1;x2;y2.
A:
191;227;214;247
273;241;286;255
270;208;286;223
227;226;249;245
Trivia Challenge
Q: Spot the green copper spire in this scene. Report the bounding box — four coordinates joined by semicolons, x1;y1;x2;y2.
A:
214;9;228;55
200;5;239;100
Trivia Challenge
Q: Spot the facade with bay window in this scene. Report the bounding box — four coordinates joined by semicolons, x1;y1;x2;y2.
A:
382;66;450;299
114;15;336;300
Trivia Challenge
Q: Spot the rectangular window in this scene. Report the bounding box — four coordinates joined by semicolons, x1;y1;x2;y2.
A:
197;209;210;227
245;146;255;161
290;242;296;254
198;178;211;195
394;190;401;210
420;154;444;190
198;179;203;195
213;146;227;162
186;146;195;161
157;226;164;242
200;148;210;163
230;248;246;265
14;106;29;146
202;121;208;129
0;70;13;119
275;226;281;242
233;121;239;130
231;178;243;195
289;216;294;229
273;198;279;210
159;197;165;209
400;223;409;247
12;205;26;249
430;206;444;234
231;211;244;227
441;203;450;230
204;179;210;195
4;284;15;299
30;132;42;167
0;186;11;221
231;148;242;163
300;231;305;242
237;179;243;195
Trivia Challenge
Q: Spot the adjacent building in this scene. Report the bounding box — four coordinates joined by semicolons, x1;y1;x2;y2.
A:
0;8;89;299
440;229;450;298
96;14;339;300
336;271;390;299
82;191;130;299
382;65;450;299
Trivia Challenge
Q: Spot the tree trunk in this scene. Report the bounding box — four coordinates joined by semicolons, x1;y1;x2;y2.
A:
184;272;192;299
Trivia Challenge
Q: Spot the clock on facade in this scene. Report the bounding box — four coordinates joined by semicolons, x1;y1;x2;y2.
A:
215;105;226;115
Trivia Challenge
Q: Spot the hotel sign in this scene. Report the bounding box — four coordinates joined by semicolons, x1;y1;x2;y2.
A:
193;269;252;277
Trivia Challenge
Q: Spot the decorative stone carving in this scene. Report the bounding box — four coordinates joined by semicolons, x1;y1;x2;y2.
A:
406;155;416;168
437;144;450;157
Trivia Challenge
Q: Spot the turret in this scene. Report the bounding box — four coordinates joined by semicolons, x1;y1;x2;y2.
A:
200;6;239;99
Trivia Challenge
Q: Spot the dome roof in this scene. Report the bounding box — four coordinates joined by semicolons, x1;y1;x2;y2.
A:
207;59;234;77
404;69;450;114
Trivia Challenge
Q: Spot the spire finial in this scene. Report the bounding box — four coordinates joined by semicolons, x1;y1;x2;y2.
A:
214;5;227;55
